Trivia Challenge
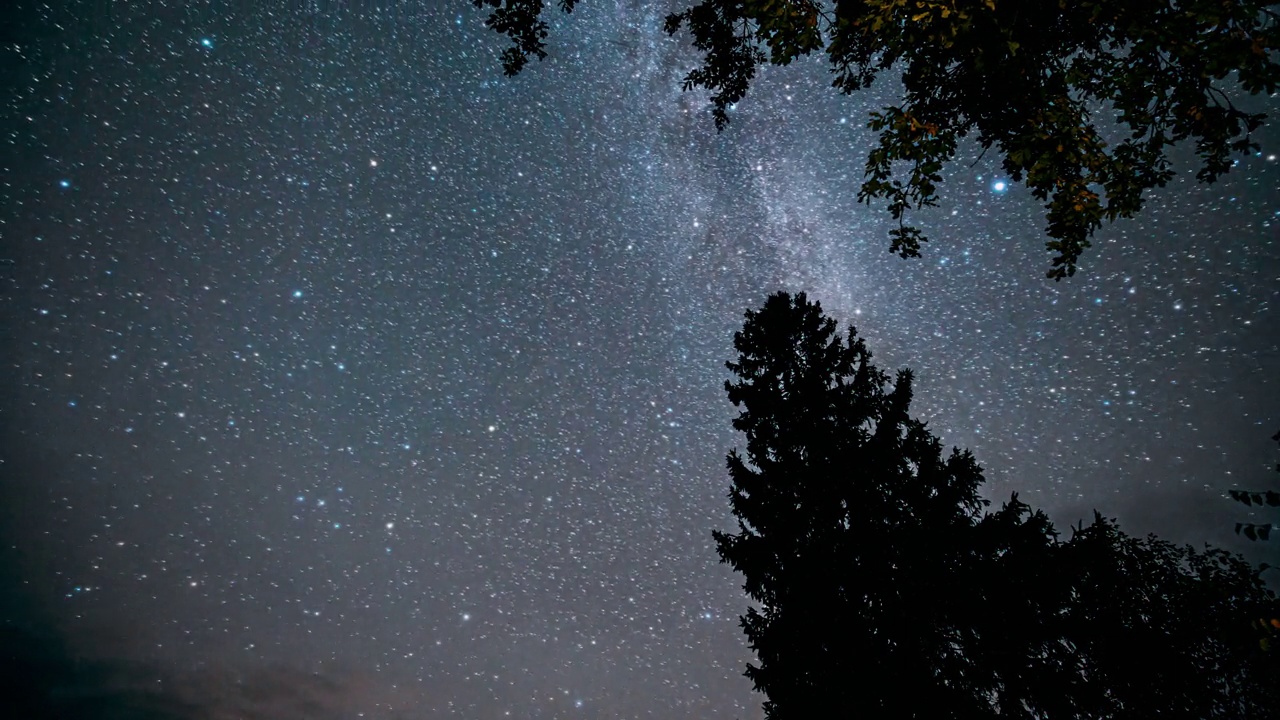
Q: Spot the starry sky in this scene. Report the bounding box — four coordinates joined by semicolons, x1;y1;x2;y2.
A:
1;1;1278;718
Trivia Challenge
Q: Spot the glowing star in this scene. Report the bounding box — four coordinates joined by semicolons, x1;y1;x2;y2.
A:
200;38;214;49
58;179;70;188
292;289;303;298
991;180;1008;193
369;159;378;167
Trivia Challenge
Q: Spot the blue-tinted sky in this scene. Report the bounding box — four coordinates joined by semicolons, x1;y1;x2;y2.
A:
2;2;1277;718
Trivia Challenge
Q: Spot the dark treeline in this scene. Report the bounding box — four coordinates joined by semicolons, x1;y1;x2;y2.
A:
717;291;1278;719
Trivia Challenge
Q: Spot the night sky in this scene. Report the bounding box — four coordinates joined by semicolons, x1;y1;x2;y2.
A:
2;2;1278;718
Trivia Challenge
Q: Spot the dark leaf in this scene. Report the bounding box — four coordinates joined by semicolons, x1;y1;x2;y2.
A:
475;0;1280;277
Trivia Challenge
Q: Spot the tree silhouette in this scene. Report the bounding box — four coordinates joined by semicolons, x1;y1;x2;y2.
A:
473;0;1280;278
719;291;1277;719
1051;514;1278;717
719;291;997;717
1228;430;1280;541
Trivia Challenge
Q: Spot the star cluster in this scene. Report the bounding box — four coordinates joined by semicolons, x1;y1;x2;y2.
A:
1;1;1277;718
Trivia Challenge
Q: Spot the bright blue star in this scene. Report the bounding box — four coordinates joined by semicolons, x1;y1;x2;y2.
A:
292;289;303;298
58;179;70;188
991;180;1008;193
200;37;214;49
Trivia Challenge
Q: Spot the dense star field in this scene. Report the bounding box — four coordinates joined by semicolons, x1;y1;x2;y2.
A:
1;1;1277;718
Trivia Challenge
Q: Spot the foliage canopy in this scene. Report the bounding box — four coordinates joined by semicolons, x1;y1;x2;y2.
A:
473;0;1280;277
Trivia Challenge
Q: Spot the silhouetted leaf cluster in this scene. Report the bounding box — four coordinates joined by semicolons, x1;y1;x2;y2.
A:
1236;522;1275;541
717;291;1277;719
475;1;1280;278
471;0;579;76
1228;429;1280;541
1230;489;1280;508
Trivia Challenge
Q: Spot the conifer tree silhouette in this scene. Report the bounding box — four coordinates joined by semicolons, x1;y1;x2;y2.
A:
719;291;995;717
718;291;1278;719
